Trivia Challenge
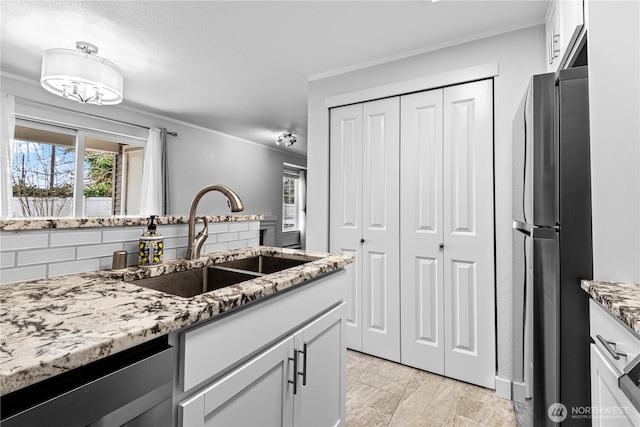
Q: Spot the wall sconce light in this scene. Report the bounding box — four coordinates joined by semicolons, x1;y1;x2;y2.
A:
40;41;124;106
276;133;297;147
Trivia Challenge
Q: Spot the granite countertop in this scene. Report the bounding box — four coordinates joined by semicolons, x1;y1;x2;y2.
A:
0;246;354;396
581;280;640;335
0;214;264;231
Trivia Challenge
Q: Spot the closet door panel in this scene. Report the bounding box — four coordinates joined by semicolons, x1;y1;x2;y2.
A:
443;79;495;389
400;89;445;374
330;104;363;351
362;97;400;362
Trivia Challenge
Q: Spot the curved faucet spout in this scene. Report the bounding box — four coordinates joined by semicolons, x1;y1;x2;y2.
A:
186;185;245;260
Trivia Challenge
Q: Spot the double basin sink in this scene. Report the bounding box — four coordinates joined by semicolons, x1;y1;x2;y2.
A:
130;255;315;298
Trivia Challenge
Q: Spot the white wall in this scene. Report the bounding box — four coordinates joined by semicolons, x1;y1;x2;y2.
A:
306;25;547;386
1;75;305;247
586;0;640;283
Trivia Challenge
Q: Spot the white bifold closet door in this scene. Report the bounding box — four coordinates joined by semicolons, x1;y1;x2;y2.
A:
400;79;495;388
330;97;400;362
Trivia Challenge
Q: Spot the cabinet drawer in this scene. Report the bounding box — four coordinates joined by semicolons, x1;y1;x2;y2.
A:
180;270;345;391
590;299;640;374
590;344;640;426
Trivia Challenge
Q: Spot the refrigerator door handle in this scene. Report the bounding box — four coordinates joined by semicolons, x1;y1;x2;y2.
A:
512;220;558;240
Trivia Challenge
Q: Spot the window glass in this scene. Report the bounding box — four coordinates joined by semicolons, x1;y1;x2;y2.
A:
11;123;143;218
84;149;115;217
12;135;76;217
283;174;298;231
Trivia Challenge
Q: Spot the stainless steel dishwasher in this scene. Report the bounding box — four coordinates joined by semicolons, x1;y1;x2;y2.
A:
1;337;174;427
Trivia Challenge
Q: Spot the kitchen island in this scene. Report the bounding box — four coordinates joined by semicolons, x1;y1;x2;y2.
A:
0;246;353;426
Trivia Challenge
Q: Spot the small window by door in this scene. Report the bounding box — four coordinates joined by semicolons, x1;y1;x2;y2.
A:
282;171;299;231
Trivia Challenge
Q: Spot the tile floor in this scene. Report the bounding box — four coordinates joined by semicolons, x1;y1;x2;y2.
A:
346;350;517;426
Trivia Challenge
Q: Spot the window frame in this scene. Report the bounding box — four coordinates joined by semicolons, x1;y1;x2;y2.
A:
282;170;299;232
13;118;146;218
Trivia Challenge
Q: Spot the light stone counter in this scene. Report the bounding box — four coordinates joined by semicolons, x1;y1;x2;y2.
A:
0;214;263;231
0;246;354;396
581;280;640;335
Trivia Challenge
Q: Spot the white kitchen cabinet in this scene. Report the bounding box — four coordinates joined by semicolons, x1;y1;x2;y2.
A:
180;337;293;427
546;0;584;72
591;345;640;427
330;80;495;388
329;98;400;363
399;80;495;389
173;270;346;427
590;300;640;426
179;304;345;427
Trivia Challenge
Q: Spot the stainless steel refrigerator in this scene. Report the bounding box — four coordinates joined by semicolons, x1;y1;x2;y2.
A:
512;66;592;426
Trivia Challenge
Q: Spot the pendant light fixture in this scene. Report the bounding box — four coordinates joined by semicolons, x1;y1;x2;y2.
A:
40;41;124;106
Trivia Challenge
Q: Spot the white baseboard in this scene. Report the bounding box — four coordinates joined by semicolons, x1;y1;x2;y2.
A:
512;381;529;403
495;376;512;400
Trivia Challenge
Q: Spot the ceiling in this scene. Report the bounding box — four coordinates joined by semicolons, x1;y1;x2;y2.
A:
1;1;547;156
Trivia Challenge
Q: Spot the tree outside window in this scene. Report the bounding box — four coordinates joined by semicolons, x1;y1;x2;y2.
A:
12;140;76;217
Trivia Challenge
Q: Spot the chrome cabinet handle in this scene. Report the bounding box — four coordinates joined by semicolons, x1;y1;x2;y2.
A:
288;348;299;394
596;334;626;360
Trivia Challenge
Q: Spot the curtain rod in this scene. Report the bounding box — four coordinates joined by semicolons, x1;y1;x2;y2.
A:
14;96;178;137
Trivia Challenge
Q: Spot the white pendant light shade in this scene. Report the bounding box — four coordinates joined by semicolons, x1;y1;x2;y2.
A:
40;42;123;106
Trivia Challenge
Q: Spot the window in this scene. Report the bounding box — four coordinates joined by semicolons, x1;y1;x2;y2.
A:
282;171;299;231
11;121;144;218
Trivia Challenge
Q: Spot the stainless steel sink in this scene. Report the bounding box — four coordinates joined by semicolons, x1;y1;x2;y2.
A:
214;255;314;274
130;267;259;298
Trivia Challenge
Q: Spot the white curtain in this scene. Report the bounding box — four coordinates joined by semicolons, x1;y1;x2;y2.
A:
139;127;163;216
0;93;16;217
299;169;306;249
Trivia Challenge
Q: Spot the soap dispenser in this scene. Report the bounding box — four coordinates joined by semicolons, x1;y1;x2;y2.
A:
139;215;164;267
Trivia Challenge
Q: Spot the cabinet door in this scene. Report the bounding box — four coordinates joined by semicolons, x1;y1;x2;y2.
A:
330;104;363;352
591;345;640;427
361;97;401;362
443;79;495;389
294;303;345;427
558;0;584;67
400;89;445;375
545;1;561;71
179;338;294;427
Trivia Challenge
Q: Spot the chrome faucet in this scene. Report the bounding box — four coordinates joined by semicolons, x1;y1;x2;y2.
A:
186;185;244;260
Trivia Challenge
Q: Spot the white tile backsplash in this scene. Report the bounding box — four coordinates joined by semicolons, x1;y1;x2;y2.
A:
0;232;49;250
50;230;102;247
102;227;146;243
207;223;229;234
0;265;47;284
229;222;249;232
49;259;101;278
17;247;76;266
76;242;123;260
0;221;260;284
228;240;248;250
1;252;15;268
217;232;239;243
203;242;229;254
239;230;259;240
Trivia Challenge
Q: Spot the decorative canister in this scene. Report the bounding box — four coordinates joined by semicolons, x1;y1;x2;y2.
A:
138;215;163;267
